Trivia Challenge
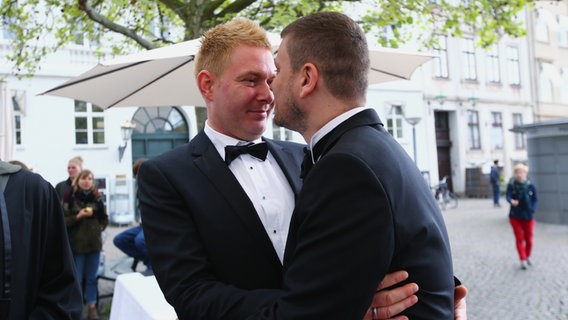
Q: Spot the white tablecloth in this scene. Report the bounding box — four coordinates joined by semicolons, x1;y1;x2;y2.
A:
109;273;177;320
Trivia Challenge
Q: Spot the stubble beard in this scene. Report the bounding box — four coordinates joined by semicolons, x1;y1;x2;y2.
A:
274;99;306;135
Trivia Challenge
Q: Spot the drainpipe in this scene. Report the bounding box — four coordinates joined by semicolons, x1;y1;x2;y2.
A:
526;5;540;122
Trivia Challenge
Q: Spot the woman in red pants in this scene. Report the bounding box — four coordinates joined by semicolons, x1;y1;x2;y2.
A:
506;163;538;270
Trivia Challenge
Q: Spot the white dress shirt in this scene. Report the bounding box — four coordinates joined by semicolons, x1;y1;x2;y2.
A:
204;122;295;263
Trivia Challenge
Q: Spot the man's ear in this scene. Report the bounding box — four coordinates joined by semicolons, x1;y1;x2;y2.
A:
197;70;215;101
299;63;318;98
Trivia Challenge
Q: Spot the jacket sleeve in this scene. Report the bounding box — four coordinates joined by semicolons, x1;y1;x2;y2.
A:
95;198;108;230
529;184;538;212
249;154;394;319
505;183;514;203
29;176;83;319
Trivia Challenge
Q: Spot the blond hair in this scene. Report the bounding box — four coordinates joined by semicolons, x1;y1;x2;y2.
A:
194;17;271;79
68;156;84;169
513;163;529;174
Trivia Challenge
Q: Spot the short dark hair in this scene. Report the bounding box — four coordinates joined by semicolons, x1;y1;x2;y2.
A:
494;160;499;165
281;12;369;100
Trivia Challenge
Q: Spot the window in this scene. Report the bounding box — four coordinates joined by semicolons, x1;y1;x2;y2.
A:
490;112;503;150
70;20;100;47
561;68;568;103
535;9;550;43
74;100;105;145
462;38;477;80
378;25;396;47
272;121;295;141
506;46;521;85
386;106;404;139
486;46;500;83
1;16;16;40
467;110;481;150
432;35;449;78
132;106;188;134
538;62;556;102
72;21;85;45
558;15;568;47
11;90;25;145
512;113;525;149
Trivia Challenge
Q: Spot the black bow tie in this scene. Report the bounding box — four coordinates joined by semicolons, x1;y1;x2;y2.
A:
300;133;332;180
300;147;313;180
225;142;269;165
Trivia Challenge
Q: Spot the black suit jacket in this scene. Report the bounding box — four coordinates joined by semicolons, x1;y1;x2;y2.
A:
253;109;455;319
138;131;305;319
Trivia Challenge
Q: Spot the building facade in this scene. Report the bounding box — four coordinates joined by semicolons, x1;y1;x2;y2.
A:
2;3;567;205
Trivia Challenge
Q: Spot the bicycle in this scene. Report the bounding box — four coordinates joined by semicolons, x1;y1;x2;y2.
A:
432;176;458;210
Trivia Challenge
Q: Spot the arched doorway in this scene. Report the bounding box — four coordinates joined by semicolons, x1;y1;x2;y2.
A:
130;107;189;161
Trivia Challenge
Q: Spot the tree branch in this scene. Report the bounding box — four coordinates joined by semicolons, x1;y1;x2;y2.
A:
217;0;257;16
78;0;157;49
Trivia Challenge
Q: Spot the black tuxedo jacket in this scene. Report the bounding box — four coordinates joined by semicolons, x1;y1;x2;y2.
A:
253;109;455;319
138;131;304;319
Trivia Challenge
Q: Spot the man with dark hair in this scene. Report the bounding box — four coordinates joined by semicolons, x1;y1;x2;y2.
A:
258;11;456;319
490;159;502;207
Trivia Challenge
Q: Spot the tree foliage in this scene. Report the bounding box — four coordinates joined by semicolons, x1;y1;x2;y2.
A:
1;0;533;77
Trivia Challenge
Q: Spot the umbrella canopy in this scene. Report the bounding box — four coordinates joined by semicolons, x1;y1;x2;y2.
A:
41;34;433;109
0;81;15;161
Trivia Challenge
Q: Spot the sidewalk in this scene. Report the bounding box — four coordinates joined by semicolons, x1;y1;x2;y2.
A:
442;198;568;319
98;198;568;319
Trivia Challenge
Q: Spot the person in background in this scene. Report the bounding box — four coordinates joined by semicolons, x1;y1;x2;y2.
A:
55;156;84;202
0;159;82;319
490;160;502;208
113;158;151;273
506;163;538;270
7;160;31;171
62;169;108;320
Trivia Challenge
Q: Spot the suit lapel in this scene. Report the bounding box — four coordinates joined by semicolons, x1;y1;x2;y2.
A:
191;132;280;262
316;108;383;160
264;139;302;198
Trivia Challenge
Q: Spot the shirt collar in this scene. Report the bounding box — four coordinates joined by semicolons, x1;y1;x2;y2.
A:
308;106;369;162
204;121;263;160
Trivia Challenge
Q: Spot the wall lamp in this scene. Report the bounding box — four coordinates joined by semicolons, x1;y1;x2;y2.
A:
118;119;136;163
404;116;422;166
436;92;446;105
469;96;478;107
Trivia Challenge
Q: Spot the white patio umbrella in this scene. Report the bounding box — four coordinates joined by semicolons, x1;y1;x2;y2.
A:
0;81;15;161
41;34;433;109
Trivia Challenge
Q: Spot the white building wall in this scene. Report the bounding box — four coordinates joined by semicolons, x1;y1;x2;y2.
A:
0;5;547;200
367;76;436;185
420;16;533;194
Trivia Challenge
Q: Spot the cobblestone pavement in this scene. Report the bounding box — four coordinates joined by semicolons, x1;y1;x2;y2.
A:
443;198;568;320
96;198;568;319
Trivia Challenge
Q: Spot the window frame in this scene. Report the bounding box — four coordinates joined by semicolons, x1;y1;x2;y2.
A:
490;112;503;150
386;105;405;139
512;113;525;150
462;38;477;81
486;46;501;83
506;46;521;86
432;35;449;78
467;110;481;150
73;100;106;145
